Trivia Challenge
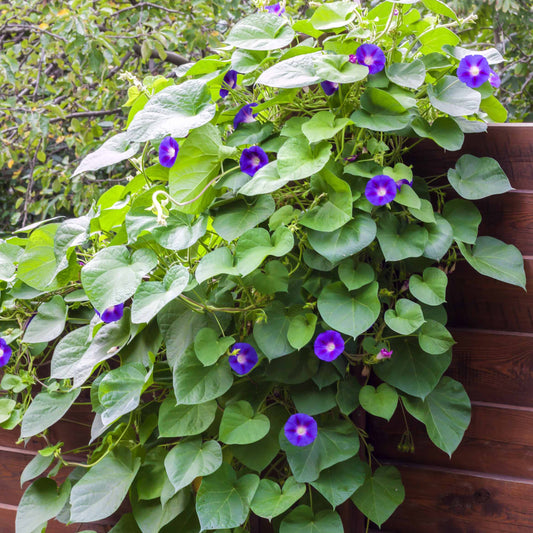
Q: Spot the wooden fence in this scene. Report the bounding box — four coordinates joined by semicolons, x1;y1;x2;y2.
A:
0;124;532;533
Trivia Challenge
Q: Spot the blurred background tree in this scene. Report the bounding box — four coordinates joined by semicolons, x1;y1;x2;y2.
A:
0;0;530;233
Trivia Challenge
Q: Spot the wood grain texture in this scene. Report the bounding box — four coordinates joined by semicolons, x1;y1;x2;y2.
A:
380;464;533;533
407;124;533;190
448;329;533;406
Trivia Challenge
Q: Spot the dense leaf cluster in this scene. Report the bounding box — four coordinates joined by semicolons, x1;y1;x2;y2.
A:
0;2;526;532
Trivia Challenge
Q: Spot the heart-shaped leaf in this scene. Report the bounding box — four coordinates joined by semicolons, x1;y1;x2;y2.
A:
377;213;428;262
158;395;217;437
287;313;317;350
194;328;235;366
277;136;331;181
418;320;455;354
280;506;343;533
219;400;270;445
384;299;425;335
442;199;481;244
338;261;375;291
359;384;399;421
409;267;448;306
251;477;306;519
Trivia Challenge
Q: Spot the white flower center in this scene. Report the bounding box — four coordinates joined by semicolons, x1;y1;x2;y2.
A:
167;147;175;158
377;186;387;197
296;425;307;436
326;342;336;352
470;66;480;76
364;56;374;66
237;354;247;364
252;156;261;166
0;348;3;357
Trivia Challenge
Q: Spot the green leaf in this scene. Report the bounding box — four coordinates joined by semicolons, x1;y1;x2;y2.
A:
287;313;317;350
423;214;454;261
248;260;289;295
20;453;54;487
82;245;158;312
386;60;426;89
422;0;458;19
251;477;306;520
310;458;367;508
374;337;451;399
21;388;80;438
336;375;361;415
409;199;436;224
442;199;481;244
194;328;235;366
280;420;360;482
277;136;331;181
310;2;356;30
377;213;428;262
394;183;421;209
292;383;337;416
308;215;376;264
457;236;526;289
480;95;508;123
350;109;412;132
231;49;268;74
168;124;236;215
359;384;399;421
164;438;222;492
126;80;216;142
22;295;67;344
419;27;460;55
0;241;23;281
301;112;352;144
196;463;259;530
418;320;455;355
158;395;217;437
219;400;270;445
153;212;208;251
411;117;464;151
73;132;139;176
213;195;275;242
54;216;91;269
428;75;481;116
173;347;233;404
351;466;405;527
318;282;380;339
403;377;471;456
98;363;148;425
70;448;141;522
257;52;322;88
338;261;375;291
384;299;425;335
50;325;91;379
239;161;292;196
253;301;293;359
314;54;368;84
409;267;448;306
299;170;352;232
131;488;188;533
135;447;168;501
447;154;512;200
16;478;70;533
131;264;189;324
280;506;343;533
225;13;295;51
361;87;407;114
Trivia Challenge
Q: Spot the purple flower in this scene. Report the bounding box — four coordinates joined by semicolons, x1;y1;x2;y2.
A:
355;44;386;75
265;3;285;15
96;303;124;323
321;81;339;96
377;348;393;360
233;103;259;129
229;343;258;375
284;413;318;447
365;175;397;206
158;137;179;168
393;8;400;15
314;330;344;362
457;54;491;89
240;146;269;177
0;338;12;367
348;54;358;64
345;154;358;162
488;68;501;88
220;69;238;98
396;178;413;189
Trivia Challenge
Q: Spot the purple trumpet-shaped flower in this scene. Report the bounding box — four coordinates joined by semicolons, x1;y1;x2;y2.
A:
265;3;285;15
96;303;124;324
396;178;413;189
284;413;318;447
220;69;238;98
0;338;12;367
321;81;339;96
240;146;269;177
457;54;491;89
233;103;259;129
158;137;179;168
355;44;386;75
229;343;258;375
365;175;397;206
488;68;501;88
314;330;344;362
377;348;393;360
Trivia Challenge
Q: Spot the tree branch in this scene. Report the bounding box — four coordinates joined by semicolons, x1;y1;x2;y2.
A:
132;44;188;66
110;2;184;17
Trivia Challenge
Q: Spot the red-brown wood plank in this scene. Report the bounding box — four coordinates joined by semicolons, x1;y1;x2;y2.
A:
368;403;533;479
448;329;533;406
380;464;533;533
408;124;533;191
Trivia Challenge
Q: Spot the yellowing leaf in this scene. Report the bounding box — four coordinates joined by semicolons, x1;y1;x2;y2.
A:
38;22;49;30
7;159;14;169
57;8;69;16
